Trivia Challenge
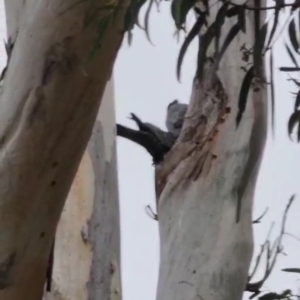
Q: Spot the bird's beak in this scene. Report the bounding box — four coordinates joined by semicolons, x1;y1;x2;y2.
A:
168;100;178;108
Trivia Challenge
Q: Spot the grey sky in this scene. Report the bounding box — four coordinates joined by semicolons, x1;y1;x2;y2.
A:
0;1;299;299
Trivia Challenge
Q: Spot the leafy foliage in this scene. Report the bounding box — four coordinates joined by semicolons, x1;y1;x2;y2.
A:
171;0;198;29
174;0;300;130
236;66;254;127
124;0;149;32
285;43;299;68
77;0;300;133
216;22;241;65
278;15;300;141
253;23;268;75
288;110;300;141
173;0;270;124
253;0;263;78
111;0;300;138
288;19;299;53
82;0;122;63
177;12;206;81
266;0;284;50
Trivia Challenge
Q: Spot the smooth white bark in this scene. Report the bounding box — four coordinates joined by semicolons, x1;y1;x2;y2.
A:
0;1;127;299
43;79;122;300
155;3;267;300
4;0;22;41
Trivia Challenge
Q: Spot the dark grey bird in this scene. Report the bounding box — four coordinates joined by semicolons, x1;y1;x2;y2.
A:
166;100;188;138
116;100;188;164
117;113;175;164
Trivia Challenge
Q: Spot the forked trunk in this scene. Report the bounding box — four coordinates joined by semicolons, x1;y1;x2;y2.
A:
43;80;122;300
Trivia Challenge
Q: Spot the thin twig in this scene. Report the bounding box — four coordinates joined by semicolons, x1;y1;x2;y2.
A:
284;232;300;243
246;196;295;296
253;207;269;224
145;205;158;221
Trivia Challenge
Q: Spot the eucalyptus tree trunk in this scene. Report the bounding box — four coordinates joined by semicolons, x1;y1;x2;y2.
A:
43;79;121;300
155;3;267;300
0;1;127;299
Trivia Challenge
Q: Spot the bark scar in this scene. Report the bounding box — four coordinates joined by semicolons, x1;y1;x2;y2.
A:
156;72;229;198
28;87;46;125
42;36;77;85
81;222;89;244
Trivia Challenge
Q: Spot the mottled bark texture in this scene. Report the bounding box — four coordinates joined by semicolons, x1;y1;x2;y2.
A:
43;80;122;300
155;3;267;300
0;1;127;299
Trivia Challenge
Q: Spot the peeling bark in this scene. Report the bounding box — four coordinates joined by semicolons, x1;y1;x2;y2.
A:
0;1;127;299
43;80;122;300
155;4;267;300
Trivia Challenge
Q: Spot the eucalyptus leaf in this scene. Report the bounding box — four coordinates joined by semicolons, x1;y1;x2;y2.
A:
288;19;299;53
236;66;254;127
203;0;209;15
297;121;300;141
86;14;111;63
254;22;268;78
238;6;246;33
214;2;230;57
124;0;148;32
0;66;7;82
279;67;300;71
291;0;300;12
171;0;198;29
215;22;240;68
226;6;239;17
288;110;300;138
289;78;300;87
285;43;299;67
253;0;261;63
295;90;300;110
177;13;206;81
266;5;281;50
269;51;275;135
282;268;300;273
196;2;229;79
128;30;133;45
196;25;216;79
144;0;155;44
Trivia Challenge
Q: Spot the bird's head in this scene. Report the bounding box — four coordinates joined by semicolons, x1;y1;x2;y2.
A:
167;99;179;109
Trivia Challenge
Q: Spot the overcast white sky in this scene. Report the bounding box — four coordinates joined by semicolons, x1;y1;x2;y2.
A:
0;1;300;299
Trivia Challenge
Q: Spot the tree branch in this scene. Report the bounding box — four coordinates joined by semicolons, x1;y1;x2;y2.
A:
224;0;295;11
116;124;172;164
246;196;295;298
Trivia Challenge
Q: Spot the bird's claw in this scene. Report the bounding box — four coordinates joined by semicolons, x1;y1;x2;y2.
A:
128;113;143;129
128;113;139;122
127;113;134;120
